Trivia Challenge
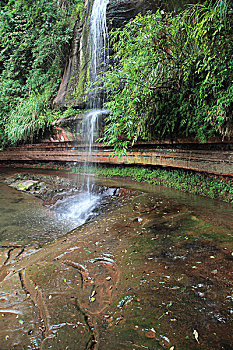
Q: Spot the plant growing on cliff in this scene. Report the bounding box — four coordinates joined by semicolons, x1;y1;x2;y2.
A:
101;0;233;152
0;0;84;145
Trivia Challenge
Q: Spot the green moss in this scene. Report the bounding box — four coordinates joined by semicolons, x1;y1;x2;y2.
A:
65;0;93;106
69;165;233;203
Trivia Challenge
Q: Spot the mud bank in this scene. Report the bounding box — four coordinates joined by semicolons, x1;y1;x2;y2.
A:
0;172;232;349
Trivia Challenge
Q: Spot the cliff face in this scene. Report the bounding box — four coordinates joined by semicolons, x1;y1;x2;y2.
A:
53;0;196;109
106;0;195;30
53;0;94;108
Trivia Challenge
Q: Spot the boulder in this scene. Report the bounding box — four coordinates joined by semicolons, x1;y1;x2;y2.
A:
9;180;39;192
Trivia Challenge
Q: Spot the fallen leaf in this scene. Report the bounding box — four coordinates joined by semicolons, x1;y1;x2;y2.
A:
193;329;200;344
90;297;96;302
18;320;24;325
35;285;39;290
91;290;96;297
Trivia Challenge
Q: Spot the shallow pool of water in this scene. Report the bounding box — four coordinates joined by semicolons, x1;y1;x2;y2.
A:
0;168;232;350
0;182;107;246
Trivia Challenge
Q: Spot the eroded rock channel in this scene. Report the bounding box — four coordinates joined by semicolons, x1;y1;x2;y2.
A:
0;170;232;349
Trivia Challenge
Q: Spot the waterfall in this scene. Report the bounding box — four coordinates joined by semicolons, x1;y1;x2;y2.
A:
65;0;110;222
81;0;109;191
89;0;110;108
82;109;101;192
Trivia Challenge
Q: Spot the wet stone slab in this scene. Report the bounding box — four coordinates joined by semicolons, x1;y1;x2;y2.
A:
0;180;232;349
0;273;42;349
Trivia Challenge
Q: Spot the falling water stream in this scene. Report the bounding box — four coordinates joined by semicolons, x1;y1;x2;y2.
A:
90;0;109;78
89;0;110;107
67;0;110;220
82;109;101;192
43;0;111;225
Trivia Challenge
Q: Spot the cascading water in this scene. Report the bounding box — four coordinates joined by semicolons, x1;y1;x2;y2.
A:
81;0;110;185
82;109;100;192
59;0;110;222
89;0;110;108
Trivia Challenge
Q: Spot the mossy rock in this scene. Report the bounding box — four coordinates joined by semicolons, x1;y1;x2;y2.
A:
9;180;39;192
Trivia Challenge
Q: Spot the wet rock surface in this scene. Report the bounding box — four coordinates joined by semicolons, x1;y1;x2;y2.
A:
4;173;135;208
4;173;85;204
0;172;232;349
106;0;189;30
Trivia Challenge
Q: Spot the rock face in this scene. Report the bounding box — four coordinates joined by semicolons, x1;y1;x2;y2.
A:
106;0;192;30
53;0;196;109
53;0;94;108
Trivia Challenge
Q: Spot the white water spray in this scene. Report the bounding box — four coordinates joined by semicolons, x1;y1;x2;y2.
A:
82;0;110;187
90;0;110;86
65;0;110;221
82;109;102;192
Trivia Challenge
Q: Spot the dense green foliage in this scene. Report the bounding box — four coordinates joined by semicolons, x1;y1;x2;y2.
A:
68;164;233;202
0;0;84;146
102;0;233;152
1;0;233;153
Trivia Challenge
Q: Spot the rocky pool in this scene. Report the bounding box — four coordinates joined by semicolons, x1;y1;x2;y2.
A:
0;168;232;350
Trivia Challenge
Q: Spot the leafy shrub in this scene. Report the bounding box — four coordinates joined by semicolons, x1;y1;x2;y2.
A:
101;0;233;152
0;0;84;145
